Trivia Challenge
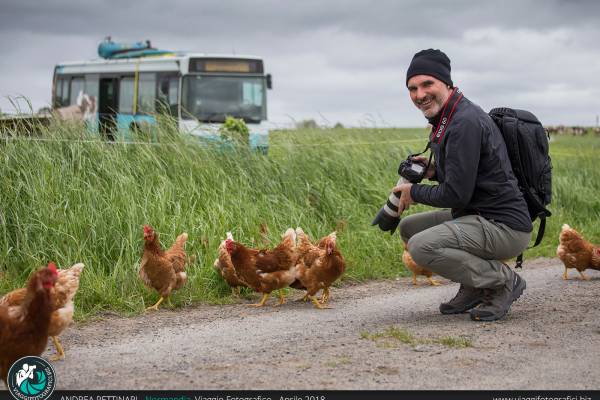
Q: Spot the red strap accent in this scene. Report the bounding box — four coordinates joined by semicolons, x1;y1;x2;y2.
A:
435;92;463;144
429;88;457;142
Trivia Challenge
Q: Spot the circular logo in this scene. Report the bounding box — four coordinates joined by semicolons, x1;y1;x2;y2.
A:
7;356;56;400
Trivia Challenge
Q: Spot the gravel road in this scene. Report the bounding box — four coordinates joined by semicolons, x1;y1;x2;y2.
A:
41;258;600;390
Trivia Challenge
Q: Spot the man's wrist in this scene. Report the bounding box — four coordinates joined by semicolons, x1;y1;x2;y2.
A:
410;183;419;202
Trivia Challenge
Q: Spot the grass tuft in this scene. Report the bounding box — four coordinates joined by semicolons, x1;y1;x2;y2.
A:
437;336;472;348
361;325;472;349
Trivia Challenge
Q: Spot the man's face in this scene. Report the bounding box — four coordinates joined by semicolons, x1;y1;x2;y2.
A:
407;75;452;118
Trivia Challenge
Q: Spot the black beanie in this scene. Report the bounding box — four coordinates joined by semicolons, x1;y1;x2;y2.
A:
406;49;453;87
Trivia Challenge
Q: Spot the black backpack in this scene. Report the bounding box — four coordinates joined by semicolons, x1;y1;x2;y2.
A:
489;107;552;268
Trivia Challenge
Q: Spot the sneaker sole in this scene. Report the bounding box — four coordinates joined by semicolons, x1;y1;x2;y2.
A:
440;298;482;315
470;279;526;322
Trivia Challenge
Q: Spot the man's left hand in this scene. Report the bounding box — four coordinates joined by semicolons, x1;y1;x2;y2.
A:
392;183;414;213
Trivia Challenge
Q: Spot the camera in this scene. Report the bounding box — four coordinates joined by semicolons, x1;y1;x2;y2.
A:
371;157;427;234
398;159;427;184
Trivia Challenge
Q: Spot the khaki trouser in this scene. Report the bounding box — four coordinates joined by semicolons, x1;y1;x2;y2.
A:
399;210;531;289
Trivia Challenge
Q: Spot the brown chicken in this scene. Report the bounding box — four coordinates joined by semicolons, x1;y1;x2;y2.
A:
402;244;440;286
557;224;600;280
220;228;298;307
0;263;58;383
214;232;247;296
294;228;346;309
290;227;326;302
0;262;84;361
139;225;188;311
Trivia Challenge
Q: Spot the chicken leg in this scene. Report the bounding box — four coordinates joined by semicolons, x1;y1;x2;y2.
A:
50;336;66;361
427;277;441;286
577;270;590;280
310;295;331;309
146;296;164;311
319;287;331;304
273;290;286;307
297;293;310;302
248;293;269;307
412;273;420;286
563;267;569;280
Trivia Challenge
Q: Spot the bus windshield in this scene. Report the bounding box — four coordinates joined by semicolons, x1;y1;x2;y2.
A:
182;75;266;123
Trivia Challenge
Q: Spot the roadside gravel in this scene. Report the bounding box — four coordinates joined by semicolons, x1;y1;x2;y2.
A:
44;258;600;390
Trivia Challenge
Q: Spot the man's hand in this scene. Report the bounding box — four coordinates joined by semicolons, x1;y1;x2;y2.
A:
392;183;414;213
411;155;435;179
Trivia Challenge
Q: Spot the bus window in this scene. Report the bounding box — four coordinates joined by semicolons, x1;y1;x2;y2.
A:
157;75;179;115
182;75;266;122
54;77;63;107
242;81;263;106
84;74;99;104
119;77;134;114
169;77;178;107
61;79;70;106
137;73;156;114
54;77;70;107
70;77;84;105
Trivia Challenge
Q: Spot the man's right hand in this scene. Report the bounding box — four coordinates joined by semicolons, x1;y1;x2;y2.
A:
411;155;435;179
392;182;414;213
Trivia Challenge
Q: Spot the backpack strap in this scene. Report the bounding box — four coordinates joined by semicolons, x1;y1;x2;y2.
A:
531;216;546;248
515;216;546;269
502;116;526;184
515;254;524;269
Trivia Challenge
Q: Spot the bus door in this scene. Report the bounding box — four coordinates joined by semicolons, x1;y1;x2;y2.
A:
157;73;180;117
99;77;118;140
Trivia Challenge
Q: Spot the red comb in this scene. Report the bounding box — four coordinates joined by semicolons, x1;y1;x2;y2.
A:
48;262;57;273
143;225;152;233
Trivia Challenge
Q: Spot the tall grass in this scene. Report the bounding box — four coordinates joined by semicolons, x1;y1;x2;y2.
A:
0;120;598;318
530;134;600;256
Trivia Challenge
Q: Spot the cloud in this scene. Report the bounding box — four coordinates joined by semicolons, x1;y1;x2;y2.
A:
1;0;599;126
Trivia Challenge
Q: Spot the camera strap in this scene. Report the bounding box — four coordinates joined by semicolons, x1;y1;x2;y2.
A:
408;143;434;172
429;87;463;145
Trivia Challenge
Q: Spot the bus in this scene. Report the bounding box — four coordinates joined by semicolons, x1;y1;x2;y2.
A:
52;40;272;152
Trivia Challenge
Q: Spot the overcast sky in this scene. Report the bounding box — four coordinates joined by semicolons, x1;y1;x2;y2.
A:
1;0;599;127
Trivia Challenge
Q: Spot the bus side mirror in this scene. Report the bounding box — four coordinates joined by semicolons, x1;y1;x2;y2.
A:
266;74;273;90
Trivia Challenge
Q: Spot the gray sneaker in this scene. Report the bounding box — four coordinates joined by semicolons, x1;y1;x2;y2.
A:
439;285;484;314
470;273;526;321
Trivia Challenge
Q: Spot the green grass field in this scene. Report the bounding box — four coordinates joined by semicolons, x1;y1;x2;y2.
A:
0;121;598;319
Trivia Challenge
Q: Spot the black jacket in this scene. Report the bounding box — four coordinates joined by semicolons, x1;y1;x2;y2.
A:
410;91;533;233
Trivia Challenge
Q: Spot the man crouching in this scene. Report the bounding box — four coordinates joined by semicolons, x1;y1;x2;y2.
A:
395;49;532;321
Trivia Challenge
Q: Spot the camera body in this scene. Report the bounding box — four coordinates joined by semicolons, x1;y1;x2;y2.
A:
398;159;427;184
371;157;428;234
